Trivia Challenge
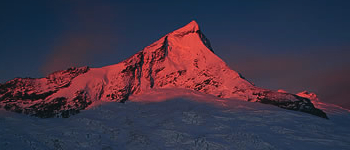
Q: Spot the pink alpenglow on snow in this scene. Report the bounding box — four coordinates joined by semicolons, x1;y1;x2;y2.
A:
297;91;350;114
277;89;288;93
0;21;329;118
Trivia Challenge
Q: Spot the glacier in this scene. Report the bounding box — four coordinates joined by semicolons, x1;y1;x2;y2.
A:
1;88;349;150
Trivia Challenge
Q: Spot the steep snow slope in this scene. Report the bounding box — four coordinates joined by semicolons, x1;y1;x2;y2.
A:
0;21;327;118
0;89;349;150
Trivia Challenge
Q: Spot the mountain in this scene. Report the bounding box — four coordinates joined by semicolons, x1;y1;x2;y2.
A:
0;21;327;118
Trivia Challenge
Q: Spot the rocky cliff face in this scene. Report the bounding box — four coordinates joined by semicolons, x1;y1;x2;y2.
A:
0;21;328;118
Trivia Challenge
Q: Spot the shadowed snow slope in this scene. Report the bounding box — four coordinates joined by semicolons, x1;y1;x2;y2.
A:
1;89;349;149
0;21;330;118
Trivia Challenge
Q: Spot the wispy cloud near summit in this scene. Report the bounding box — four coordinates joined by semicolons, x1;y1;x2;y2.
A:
41;2;117;74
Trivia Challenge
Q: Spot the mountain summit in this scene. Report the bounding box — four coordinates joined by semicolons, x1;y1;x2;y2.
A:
0;21;327;118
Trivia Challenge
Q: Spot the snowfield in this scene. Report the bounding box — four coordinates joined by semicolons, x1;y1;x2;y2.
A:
1;89;349;150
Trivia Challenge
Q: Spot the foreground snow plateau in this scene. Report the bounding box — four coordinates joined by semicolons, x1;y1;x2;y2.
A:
1;89;349;150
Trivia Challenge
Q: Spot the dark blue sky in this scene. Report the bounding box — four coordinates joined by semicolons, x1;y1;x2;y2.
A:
1;0;349;108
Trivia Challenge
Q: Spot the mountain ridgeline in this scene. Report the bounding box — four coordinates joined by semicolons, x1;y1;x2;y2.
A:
0;21;328;119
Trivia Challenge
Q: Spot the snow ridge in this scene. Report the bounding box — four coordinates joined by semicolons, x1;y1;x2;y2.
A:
0;21;328;118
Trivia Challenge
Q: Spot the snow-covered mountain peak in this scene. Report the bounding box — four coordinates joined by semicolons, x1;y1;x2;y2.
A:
168;20;213;52
111;21;247;98
0;21;329;119
172;20;200;34
140;20;213;57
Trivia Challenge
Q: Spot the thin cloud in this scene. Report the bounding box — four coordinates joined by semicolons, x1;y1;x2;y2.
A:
41;2;117;74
